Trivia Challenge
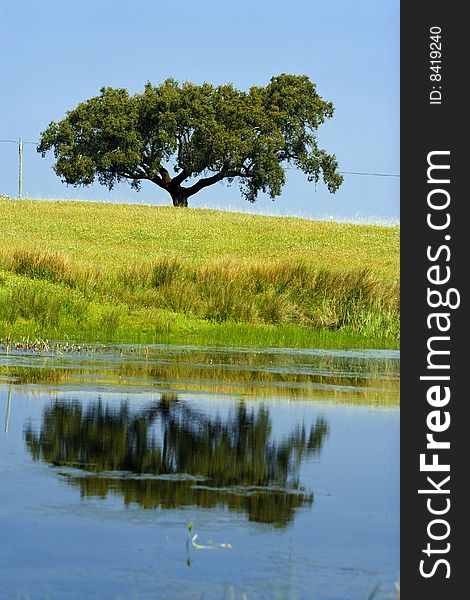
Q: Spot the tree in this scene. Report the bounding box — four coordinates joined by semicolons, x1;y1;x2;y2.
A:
38;74;343;207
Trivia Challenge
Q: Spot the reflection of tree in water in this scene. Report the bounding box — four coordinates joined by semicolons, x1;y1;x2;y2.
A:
24;394;328;527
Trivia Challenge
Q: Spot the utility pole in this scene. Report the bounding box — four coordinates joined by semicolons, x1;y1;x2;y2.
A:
18;137;23;199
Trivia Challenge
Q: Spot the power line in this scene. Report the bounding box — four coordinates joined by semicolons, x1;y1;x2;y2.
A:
339;170;399;178
0;137;400;200
283;165;399;177
0;139;401;177
0;139;38;145
1;140;401;172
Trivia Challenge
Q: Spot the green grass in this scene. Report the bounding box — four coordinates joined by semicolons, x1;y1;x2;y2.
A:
0;198;399;348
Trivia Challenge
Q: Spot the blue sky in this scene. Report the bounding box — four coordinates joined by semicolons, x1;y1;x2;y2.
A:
0;0;399;222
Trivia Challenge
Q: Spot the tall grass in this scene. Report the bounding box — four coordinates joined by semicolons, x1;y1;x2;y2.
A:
11;248;69;282
0;276;88;327
0;249;399;344
0;199;399;347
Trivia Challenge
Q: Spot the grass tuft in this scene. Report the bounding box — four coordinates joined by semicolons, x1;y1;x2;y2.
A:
11;248;69;283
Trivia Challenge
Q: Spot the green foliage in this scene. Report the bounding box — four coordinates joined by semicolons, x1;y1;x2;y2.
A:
37;75;343;206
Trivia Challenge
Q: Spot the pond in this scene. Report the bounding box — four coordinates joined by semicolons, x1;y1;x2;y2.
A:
0;344;399;600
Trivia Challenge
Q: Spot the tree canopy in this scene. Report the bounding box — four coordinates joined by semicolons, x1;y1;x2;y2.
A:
38;74;343;207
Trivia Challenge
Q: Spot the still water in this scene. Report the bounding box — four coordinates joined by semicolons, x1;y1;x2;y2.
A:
0;344;399;600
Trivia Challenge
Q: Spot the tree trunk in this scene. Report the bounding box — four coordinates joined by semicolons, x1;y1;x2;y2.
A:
155;165;227;207
169;184;188;207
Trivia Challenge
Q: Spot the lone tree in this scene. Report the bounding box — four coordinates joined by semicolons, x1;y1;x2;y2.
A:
38;74;343;207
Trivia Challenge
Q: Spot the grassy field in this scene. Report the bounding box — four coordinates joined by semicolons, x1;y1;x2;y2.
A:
0;198;399;349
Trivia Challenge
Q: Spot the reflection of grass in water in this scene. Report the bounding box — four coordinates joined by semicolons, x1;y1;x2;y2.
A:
3;348;399;405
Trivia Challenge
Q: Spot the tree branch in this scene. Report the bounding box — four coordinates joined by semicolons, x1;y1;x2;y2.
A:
120;164;162;188
159;166;172;184
154;165;188;189
185;172;226;198
172;169;189;186
150;174;166;188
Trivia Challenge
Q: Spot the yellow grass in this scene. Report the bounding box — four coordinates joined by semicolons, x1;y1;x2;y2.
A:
0;199;399;281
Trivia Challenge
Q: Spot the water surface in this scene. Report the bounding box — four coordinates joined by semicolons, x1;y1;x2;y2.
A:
0;344;399;599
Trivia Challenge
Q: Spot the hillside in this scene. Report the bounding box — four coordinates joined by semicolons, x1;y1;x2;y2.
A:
0;198;399;348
